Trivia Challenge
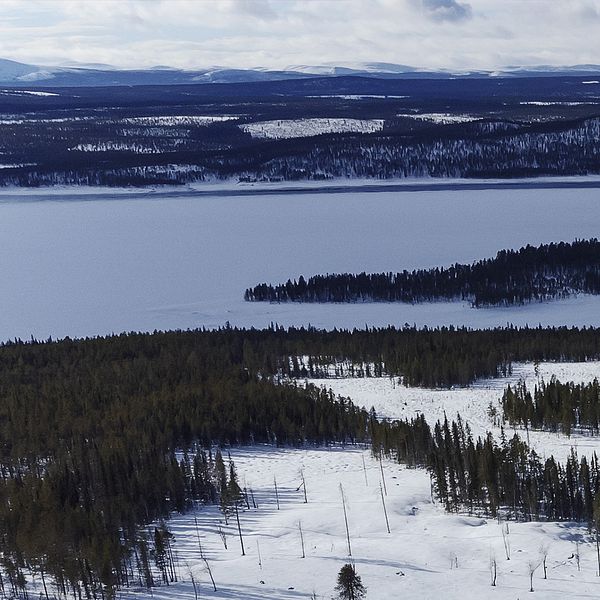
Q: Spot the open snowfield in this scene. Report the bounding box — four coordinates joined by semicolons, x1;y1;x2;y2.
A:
1;185;600;340
110;362;600;600
308;361;600;463
115;445;600;600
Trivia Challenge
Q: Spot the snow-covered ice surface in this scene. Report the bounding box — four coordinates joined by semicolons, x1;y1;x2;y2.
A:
1;186;600;340
118;445;600;600
308;362;600;463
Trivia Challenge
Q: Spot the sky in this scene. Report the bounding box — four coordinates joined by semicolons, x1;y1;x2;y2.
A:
1;0;600;72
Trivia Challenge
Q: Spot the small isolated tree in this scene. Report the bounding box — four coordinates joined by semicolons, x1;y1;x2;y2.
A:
335;564;366;600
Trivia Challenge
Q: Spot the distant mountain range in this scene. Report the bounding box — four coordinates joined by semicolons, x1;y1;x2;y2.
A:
2;58;600;87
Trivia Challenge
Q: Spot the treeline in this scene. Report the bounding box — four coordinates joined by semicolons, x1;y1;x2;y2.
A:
377;411;600;523
239;324;600;388
245;239;600;307
423;417;600;523
502;378;600;435
0;330;370;599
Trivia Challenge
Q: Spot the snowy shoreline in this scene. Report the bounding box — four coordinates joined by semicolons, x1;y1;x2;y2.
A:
3;174;600;202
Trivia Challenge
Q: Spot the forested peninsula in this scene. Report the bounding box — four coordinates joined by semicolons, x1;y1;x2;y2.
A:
245;239;600;307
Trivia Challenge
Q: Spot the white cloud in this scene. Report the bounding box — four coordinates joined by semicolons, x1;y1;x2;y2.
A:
0;0;599;71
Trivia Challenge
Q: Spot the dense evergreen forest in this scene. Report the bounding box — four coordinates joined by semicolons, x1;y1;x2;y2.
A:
245;239;600;307
414;417;600;524
502;378;600;435
2;325;600;597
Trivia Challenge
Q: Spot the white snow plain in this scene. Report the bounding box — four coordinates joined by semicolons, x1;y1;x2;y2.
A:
1;185;600;341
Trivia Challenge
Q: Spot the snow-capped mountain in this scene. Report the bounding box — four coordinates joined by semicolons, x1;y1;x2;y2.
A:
1;58;600;87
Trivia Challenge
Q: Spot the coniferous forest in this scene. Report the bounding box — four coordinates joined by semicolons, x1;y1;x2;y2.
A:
1;325;600;597
502;378;600;435
245;239;600;307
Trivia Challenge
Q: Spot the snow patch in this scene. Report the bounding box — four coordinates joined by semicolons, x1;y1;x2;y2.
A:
240;118;385;139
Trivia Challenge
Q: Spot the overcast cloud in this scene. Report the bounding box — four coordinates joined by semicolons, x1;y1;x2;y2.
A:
0;0;599;71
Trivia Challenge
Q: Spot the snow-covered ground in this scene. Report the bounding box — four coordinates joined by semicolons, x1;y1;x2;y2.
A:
116;444;600;600
1;186;600;340
108;361;600;599
307;362;600;463
396;112;479;123
240;118;385;139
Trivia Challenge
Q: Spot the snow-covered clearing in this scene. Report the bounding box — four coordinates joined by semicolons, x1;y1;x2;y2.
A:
396;112;478;123
240;118;385;139
116;445;600;600
308;361;600;463
0;89;58;97
121;115;239;126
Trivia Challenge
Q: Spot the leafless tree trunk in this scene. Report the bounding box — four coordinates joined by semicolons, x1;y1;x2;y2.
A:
490;555;497;586
218;524;228;550
362;454;368;487
539;544;548;579
340;484;352;556
502;523;511;560
380;482;390;533
203;558;217;592
234;502;245;556
274;476;280;510
299;521;306;558
528;560;540;592
379;455;387;496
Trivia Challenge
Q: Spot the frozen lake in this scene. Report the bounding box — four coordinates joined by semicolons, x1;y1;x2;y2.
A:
1;185;600;341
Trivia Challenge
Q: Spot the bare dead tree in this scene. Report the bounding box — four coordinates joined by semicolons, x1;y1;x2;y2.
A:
257;539;262;569
575;541;581;572
502;523;511;560
379;455;387;496
490;554;497;586
528;560;540;592
340;484;352;556
218;524;228;550
203;558;217;592
250;487;258;509
185;562;199;600
194;516;204;558
361;454;368;487
539;544;549;579
274;476;280;510
234;501;245;556
380;482;390;533
299;521;306;559
300;470;308;503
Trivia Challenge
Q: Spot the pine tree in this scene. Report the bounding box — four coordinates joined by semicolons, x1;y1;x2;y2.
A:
335;564;366;600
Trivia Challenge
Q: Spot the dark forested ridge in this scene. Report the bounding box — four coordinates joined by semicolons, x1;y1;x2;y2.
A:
245;239;600;307
502;378;600;435
1;325;600;597
2;76;600;187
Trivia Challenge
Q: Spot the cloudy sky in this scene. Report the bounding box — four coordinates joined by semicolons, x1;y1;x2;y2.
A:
1;0;600;71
